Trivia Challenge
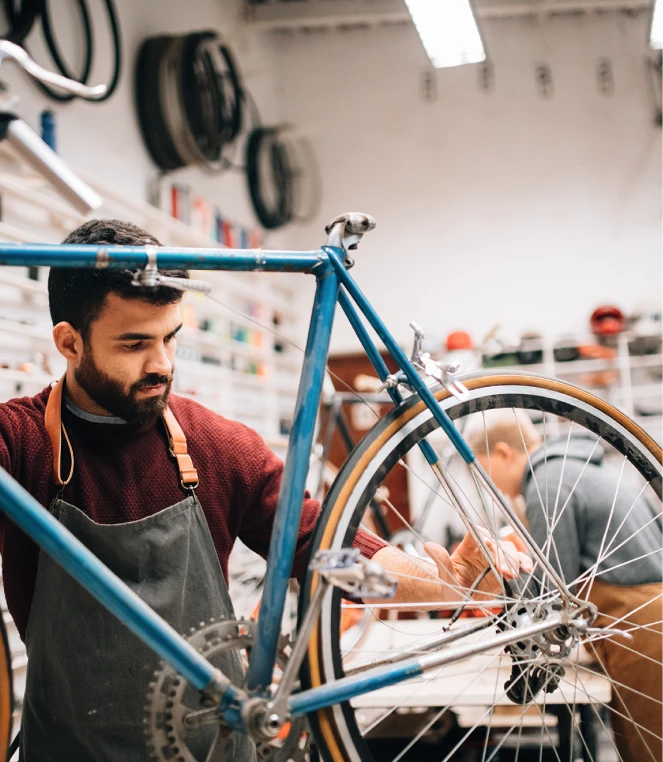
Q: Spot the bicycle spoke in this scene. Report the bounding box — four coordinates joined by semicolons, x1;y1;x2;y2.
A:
387;652;504;762
307;374;662;762
564;649;663;762
481;409;501;537
581;454;628;600
512;410;568;595
480;628;505;762
577;547;663;590
569;479;650;583
573;511;663;584
558;666;626;762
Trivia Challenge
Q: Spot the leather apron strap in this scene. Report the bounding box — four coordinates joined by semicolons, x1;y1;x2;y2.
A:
44;377;74;488
162;407;199;488
45;377;199;489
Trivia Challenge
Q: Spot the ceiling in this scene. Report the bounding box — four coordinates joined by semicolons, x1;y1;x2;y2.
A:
245;0;653;32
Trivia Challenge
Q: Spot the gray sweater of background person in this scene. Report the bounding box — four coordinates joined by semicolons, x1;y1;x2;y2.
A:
521;434;662;587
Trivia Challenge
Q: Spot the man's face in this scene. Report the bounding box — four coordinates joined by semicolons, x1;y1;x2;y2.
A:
74;293;182;423
475;443;526;500
476;452;511;495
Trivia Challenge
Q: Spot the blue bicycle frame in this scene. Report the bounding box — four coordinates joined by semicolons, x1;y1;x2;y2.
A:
0;239;532;729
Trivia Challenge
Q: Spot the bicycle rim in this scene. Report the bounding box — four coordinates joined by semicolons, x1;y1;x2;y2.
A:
301;373;662;762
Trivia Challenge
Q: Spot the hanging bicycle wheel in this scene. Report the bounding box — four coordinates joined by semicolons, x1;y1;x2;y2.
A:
301;373;662;762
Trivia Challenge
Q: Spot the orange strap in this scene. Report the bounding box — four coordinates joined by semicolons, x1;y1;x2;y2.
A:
162;407;199;487
45;377;198;489
45;376;74;488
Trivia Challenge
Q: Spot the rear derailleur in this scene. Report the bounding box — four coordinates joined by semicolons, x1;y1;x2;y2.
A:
499;593;577;705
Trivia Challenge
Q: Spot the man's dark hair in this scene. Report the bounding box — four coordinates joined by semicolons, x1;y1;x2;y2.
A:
48;219;188;338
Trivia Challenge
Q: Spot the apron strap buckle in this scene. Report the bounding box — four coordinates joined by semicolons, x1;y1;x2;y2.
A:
162;408;200;488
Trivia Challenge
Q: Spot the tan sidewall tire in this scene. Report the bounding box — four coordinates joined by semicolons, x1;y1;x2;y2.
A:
302;373;662;762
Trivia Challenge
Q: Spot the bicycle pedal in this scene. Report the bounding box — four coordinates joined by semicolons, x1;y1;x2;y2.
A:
310;549;397;599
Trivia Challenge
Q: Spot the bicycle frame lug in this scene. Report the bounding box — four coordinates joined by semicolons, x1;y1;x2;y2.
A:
200;668;230;707
242;698;285;742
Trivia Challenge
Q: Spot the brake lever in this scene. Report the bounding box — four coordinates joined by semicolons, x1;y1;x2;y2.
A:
0;40;107;99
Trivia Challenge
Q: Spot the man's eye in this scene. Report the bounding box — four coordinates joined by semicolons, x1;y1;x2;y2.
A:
125;342;143;351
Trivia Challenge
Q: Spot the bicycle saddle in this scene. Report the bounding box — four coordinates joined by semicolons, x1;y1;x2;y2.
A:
324;212;376;251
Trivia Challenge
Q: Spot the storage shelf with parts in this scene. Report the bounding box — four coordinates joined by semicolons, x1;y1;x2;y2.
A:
478;331;662;443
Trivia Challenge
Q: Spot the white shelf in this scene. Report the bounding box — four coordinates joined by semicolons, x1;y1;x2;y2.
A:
273;355;303;370
0;317;51;342
480;332;662;442
629;384;663;398
629;354;663;368
0;174;83;226
0;368;54;385
179;326;267;361
0;270;48;295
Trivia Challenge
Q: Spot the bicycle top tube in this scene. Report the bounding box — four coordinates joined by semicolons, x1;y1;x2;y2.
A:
0;242;328;274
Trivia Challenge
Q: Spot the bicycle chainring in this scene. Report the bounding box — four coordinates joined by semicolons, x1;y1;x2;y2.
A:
145;618;312;762
145;618;255;762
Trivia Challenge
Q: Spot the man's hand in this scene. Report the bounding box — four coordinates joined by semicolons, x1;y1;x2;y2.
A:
372;528;533;607
424;528;533;597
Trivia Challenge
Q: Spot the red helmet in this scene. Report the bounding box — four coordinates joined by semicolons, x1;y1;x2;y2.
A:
590;305;624;336
446;331;474;351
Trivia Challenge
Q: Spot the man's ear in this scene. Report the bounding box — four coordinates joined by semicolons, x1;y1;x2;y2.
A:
52;322;83;363
492;441;514;462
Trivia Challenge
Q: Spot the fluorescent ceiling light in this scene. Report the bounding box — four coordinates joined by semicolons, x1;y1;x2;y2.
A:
404;0;486;69
651;0;662;49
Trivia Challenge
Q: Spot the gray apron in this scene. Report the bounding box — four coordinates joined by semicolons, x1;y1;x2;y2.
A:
19;379;254;761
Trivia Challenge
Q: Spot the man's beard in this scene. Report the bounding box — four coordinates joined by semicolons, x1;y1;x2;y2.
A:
74;349;173;424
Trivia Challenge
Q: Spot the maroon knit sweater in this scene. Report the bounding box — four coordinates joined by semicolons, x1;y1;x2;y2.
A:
0;387;386;641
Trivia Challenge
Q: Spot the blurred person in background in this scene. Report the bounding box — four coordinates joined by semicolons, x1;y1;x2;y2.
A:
467;410;662;762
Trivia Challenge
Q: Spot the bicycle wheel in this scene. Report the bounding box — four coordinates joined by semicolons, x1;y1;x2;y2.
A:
301;373;662;762
0;607;13;758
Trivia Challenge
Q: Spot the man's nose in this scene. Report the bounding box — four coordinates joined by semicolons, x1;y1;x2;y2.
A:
144;343;172;377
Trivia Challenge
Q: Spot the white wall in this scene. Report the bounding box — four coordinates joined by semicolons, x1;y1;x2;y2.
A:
0;0;291;246
271;11;662;354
